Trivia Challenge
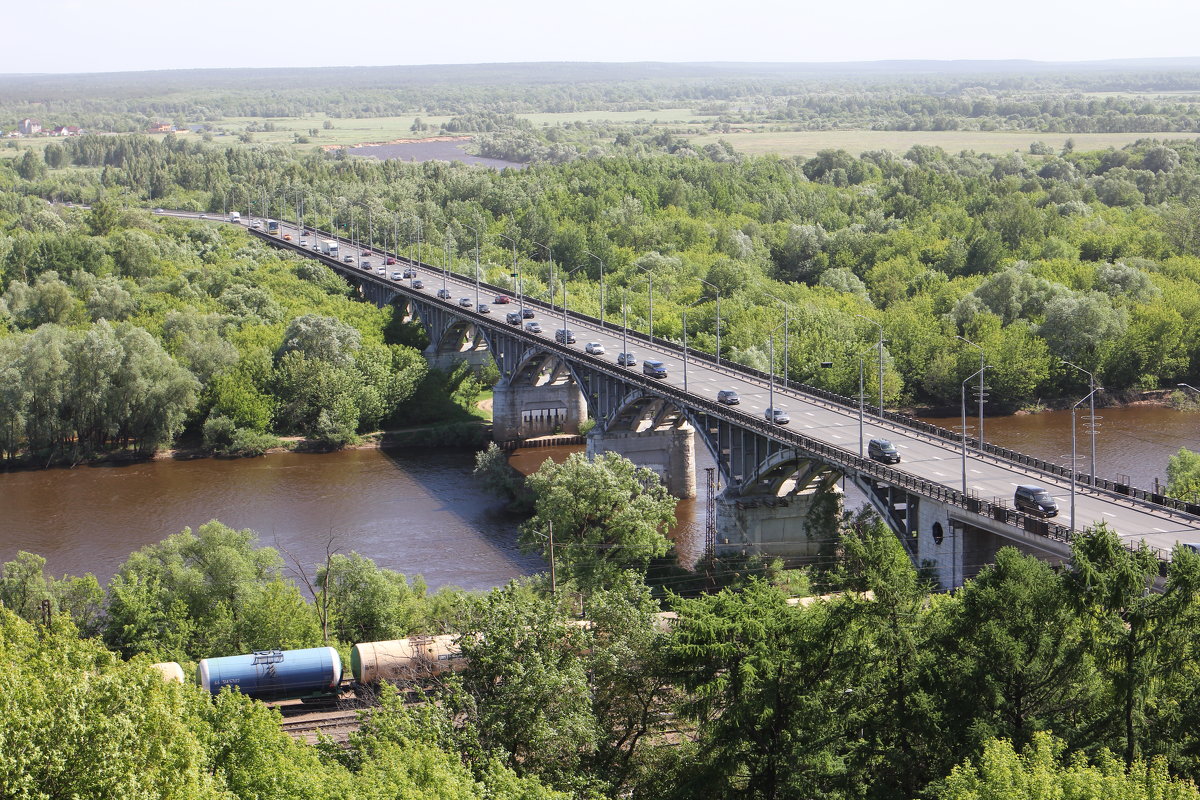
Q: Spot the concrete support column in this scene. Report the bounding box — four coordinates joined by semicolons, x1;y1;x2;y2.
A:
915;499;963;590
492;380;587;443
423;346;495;374
587;424;696;498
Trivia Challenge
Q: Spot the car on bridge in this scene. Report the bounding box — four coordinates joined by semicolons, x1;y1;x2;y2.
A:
251;221;261;229
412;280;424;289
494;294;511;304
459;297;473;307
343;255;355;263
386;257;396;265
1014;485;1059;517
555;329;576;344
361;261;372;269
506;312;523;325
521;308;536;319
617;352;636;366
403;268;417;279
765;406;790;425
868;438;901;464
525;321;543;334
362;251;373;258
585;342;605;355
437;289;452;299
476;304;491;314
391;271;402;280
642;360;667;378
375;267;386;275
717;389;740;405
299;239;308;247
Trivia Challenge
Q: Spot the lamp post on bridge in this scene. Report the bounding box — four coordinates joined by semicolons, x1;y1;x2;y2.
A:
463;222;483;308
1062;359;1098;486
856;314;885;420
499;233;521;310
682;297;705;394
584;250;605;327
1070;382;1102;535
532;241;554;311
562;265;585;342
637;263;655;346
961;365;990;495
766;293;791;386
699;278;722;368
956;334;987;451
767;319;788;423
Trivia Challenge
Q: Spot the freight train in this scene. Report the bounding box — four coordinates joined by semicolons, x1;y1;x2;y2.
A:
152;594;861;701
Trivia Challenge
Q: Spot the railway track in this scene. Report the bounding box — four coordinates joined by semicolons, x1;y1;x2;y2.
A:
279;709;366;742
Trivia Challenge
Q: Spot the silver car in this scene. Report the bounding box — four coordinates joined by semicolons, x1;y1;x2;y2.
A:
585;342;605;355
765;407;790;425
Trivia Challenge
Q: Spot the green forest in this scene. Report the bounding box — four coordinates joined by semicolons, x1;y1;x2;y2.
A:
6;125;1200;466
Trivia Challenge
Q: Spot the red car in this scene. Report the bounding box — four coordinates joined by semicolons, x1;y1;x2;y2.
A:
493;294;511;304
385;257;396;265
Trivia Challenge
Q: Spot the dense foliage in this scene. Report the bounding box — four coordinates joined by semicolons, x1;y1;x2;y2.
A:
10;130;1200;416
0;194;439;462
9;492;1200;799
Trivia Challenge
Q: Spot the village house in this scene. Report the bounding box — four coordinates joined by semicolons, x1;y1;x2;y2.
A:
17;118;41;135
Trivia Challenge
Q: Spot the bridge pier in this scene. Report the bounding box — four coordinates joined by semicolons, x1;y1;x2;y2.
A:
586;425;696;498
715;480;841;558
423;344;495;374
492;380;587;442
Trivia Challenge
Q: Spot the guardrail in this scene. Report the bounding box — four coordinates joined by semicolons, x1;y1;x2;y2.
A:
253;220;1199;537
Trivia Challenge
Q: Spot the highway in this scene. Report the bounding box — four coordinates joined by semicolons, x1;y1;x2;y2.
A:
161;209;1200;558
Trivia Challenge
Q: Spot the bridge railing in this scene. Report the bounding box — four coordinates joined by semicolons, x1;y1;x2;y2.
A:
261;222;1200;526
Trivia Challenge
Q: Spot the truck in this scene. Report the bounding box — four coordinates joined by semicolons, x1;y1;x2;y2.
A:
228;211;241;224
320;240;339;256
266;219;279;235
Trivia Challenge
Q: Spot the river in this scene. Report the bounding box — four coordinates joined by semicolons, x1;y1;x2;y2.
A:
2;405;1196;589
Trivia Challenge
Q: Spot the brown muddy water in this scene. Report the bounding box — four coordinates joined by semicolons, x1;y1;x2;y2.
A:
2;406;1195;588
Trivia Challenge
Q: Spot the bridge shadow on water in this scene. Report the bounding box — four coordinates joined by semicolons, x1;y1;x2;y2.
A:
375;444;543;589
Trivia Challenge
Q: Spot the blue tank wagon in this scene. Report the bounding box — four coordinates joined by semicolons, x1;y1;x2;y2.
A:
196;647;342;700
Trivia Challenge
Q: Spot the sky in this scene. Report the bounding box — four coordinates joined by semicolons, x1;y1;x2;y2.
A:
3;0;1197;75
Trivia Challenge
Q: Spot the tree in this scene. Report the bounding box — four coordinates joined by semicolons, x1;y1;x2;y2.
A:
1167;448;1200;503
276;313;362;368
521;452;675;593
936;733;1200;800
1066;523;1200;765
929;548;1102;773
317;552;427;644
455;585;600;792
87;198;120;236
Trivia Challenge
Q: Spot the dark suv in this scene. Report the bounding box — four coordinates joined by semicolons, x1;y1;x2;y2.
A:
1014;485;1059;517
868;438;900;464
642;360;667;378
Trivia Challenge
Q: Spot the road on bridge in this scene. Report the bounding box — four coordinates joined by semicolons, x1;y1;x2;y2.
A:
159;210;1200;559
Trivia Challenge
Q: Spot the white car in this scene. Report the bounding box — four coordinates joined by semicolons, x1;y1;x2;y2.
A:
299;239;308;247
584;342;605;355
391;271;402;280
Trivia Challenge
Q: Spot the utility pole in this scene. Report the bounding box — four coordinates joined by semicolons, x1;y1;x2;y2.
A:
548;521;556;594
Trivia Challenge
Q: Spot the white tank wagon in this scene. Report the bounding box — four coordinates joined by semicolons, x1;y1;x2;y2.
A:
351;634;470;683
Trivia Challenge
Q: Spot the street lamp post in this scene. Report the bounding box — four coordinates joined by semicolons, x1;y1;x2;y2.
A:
962;366;990;494
584;250;605;327
699;278;721;367
767;294;791;385
1062;360;1097;486
464;223;482;307
1070;383;1102;534
857;314;885;419
767;320;788;421
622;288;630;364
562;265;584;342
957;334;987;450
499;233;521;310
532;241;554;309
636;265;655;345
682;298;704;394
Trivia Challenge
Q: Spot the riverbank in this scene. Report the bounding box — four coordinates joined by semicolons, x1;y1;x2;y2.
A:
903;387;1191;419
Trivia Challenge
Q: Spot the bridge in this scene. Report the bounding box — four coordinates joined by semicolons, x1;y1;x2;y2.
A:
161;210;1200;587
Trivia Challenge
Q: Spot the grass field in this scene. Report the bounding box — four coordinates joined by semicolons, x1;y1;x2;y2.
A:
690;129;1198;158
